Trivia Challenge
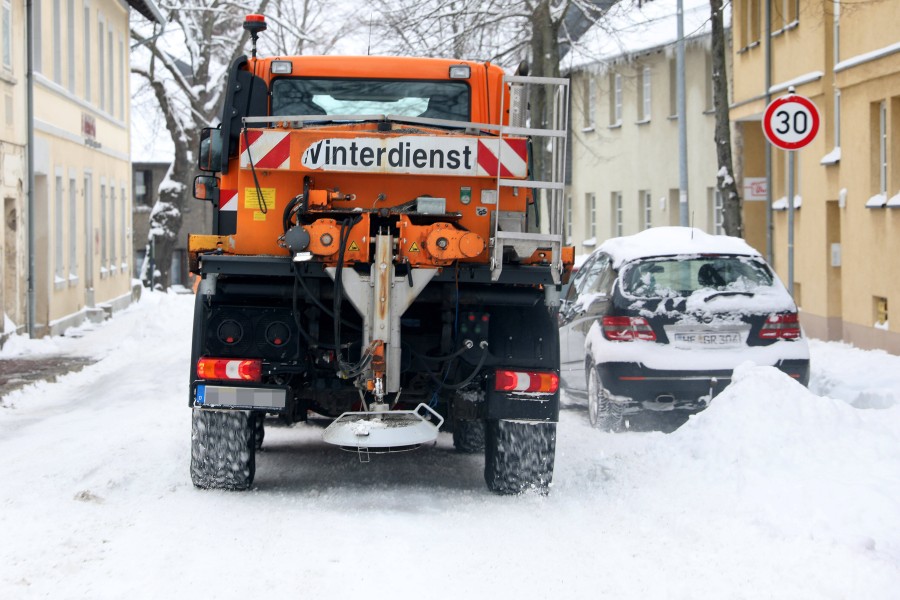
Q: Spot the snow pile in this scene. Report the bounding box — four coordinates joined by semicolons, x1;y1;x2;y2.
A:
808;339;900;409
598;226;761;269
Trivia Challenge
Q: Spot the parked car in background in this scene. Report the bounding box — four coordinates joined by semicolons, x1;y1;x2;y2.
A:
558;227;810;430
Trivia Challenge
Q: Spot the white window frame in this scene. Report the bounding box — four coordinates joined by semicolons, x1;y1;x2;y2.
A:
1;0;12;71
566;195;573;242
834;89;841;148
612;73;622;125
55;171;65;280
69;171;78;279
640;66;651;121
34;0;42;72
110;184;117;269
107;28;114;116
118;35;125;118
586;75;596;129
84;3;91;103
587;192;597;237
614;192;623;237
100;180;107;272
642;190;652;229
66;0;75;91
98;17;105;110
120;185;127;269
52;0;61;83
711;188;725;234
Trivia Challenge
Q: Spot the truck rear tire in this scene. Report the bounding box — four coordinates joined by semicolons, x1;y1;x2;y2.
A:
484;419;556;495
191;408;256;490
453;419;485;453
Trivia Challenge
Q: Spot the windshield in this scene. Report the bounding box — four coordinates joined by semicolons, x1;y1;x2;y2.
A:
271;78;471;121
621;256;774;298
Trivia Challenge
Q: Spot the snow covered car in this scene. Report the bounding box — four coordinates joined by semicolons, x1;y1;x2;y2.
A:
558;227;810;430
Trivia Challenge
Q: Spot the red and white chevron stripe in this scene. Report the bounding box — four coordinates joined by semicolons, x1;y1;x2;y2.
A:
476;138;528;178
219;189;238;212
239;130;291;170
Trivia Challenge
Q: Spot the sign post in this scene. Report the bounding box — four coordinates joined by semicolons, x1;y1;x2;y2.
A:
762;88;820;297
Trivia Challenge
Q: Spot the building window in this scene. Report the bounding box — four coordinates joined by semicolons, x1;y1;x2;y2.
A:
66;0;75;91
709;187;725;234
134;169;153;206
610;72;622;126
705;52;715;112
874;296;889;328
55;174;64;280
34;0;43;72
108;28;114;116
583;75;596;129
587;192;596;238
100;182;107;270
611;191;623;237
566;195;573;242
1;0;11;71
110;186;117;268
98;20;104;110
772;0;799;32
639;66;651;121
52;0;61;83
118;36;125;118
833;0;840;64
84;5;91;102
668;58;677;117
69;176;77;278
120;186;127;268
742;0;761;49
872;100;887;195
834;90;841;148
641;190;652;229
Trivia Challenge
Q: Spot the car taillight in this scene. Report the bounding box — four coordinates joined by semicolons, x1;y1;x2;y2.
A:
759;312;802;340
495;370;559;394
197;357;262;382
602;316;657;342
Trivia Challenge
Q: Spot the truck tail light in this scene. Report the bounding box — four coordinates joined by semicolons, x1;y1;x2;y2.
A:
759;312;801;340
495;370;559;394
602;316;657;342
197;357;262;382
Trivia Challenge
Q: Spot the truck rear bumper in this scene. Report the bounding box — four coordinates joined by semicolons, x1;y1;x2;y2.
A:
194;383;288;410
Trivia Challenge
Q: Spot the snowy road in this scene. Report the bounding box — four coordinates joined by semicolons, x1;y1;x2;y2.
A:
1;292;899;599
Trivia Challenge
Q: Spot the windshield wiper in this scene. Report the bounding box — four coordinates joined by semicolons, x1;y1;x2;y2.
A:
703;291;755;302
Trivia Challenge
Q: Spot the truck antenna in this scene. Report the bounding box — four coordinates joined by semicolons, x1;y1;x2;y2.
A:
243;14;267;59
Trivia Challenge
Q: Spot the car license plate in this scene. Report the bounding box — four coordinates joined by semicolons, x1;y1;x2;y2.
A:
672;331;745;348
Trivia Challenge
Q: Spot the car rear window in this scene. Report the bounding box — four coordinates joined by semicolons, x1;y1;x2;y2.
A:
621;256;774;298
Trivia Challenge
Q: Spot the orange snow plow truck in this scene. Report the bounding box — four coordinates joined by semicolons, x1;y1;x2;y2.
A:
188;15;573;494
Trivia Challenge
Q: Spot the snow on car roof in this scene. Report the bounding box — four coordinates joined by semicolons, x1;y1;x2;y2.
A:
598;227;762;269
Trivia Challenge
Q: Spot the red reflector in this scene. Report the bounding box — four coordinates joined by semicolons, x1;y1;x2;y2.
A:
618;376;646;381
245;13;265;22
494;370;559;394
197;357;262;382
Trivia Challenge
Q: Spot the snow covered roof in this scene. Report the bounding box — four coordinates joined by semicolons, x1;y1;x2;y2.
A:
597;226;762;268
563;0;721;72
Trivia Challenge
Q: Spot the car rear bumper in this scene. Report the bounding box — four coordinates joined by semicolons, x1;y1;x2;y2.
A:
597;359;810;411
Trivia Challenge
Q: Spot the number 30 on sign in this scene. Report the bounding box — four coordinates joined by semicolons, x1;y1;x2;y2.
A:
762;94;820;151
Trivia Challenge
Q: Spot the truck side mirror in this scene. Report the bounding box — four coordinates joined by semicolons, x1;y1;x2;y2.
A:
193;175;219;203
198;127;223;172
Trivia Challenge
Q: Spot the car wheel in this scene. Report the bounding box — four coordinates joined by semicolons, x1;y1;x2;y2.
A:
588;365;623;432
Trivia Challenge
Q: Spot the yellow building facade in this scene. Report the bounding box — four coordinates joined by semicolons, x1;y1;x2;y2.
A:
731;0;900;353
1;0;27;339
30;0;159;335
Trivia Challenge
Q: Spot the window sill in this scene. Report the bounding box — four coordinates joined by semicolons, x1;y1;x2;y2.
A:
100;267;109;280
737;41;761;55
667;114;678;121
0;70;16;85
635;118;650;126
581;126;596;133
68;275;79;287
607;123;622;130
54;276;67;291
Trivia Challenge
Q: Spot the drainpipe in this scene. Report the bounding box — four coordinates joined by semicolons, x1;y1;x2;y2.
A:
764;0;773;264
676;0;689;227
26;0;36;337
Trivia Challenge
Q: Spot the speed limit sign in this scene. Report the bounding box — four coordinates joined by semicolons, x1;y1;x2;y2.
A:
763;94;820;150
